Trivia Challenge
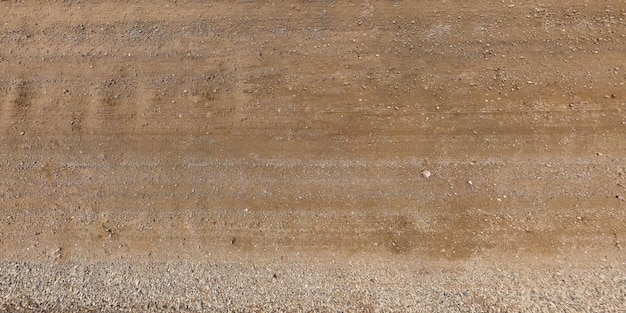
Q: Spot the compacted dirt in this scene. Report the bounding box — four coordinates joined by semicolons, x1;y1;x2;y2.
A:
1;0;625;311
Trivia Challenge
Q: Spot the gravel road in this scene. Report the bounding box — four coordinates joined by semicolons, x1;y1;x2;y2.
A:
1;0;625;311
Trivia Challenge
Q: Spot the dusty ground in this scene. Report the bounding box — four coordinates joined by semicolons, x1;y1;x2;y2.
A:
1;0;625;311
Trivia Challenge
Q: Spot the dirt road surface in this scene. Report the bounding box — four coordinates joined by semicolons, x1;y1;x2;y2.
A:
1;1;625;311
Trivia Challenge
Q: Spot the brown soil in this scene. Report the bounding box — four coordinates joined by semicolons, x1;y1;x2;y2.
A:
1;0;625;311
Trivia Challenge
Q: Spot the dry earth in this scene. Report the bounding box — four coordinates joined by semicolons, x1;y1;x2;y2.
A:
1;0;625;311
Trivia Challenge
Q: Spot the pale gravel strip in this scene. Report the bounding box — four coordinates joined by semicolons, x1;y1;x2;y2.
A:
1;260;625;312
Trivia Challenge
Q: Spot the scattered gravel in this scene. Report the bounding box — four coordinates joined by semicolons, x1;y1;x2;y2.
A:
1;259;625;312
